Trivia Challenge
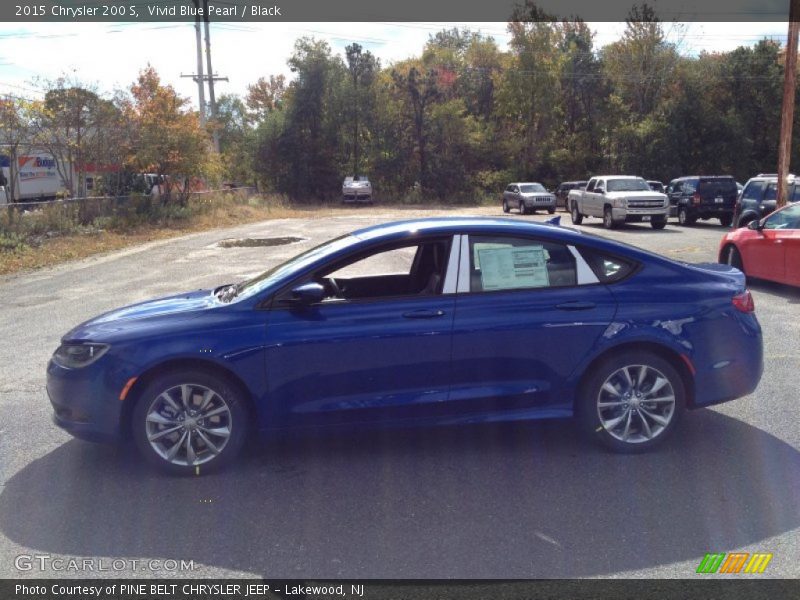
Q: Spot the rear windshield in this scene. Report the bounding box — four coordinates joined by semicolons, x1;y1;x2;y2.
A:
697;179;737;196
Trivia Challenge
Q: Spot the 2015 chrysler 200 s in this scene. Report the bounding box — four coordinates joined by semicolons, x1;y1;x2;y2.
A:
47;218;763;474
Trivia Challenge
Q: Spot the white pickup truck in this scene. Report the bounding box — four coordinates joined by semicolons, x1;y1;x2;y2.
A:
568;176;669;230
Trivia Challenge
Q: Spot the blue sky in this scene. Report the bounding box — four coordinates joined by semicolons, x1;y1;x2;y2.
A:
0;21;789;105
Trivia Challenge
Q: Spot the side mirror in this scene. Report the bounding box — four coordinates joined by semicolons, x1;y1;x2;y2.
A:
747;220;762;232
290;282;326;305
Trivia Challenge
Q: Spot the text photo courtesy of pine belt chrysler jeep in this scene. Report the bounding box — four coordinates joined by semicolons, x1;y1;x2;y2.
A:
568;176;669;230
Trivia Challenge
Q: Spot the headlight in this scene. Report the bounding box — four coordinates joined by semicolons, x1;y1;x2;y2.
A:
52;343;110;368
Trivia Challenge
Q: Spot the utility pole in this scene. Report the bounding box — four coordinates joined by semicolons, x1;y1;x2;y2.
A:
777;0;800;208
203;0;221;152
181;0;206;127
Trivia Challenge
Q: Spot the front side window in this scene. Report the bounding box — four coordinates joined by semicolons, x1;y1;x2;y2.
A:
742;181;766;201
312;238;451;302
763;204;800;230
467;236;577;292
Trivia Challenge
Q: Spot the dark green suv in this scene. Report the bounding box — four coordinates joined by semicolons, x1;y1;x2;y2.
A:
734;174;800;228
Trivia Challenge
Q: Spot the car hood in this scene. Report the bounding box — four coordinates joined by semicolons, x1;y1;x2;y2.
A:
606;191;665;199
521;192;554;197
63;289;216;342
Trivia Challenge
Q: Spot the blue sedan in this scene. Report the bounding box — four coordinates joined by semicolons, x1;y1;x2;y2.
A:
47;218;763;474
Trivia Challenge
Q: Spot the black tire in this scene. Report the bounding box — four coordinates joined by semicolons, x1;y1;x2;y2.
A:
576;351;686;453
502;198;509;213
651;218;666;230
132;369;249;475
570;203;583;225
519;201;527;215
677;206;696;226
547;207;556;215
719;214;733;228
722;244;744;272
603;206;616;229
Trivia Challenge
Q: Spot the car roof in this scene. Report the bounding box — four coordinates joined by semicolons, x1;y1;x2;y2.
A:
592;175;643;180
510;182;544;186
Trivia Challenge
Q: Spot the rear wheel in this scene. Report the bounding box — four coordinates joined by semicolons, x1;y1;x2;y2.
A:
577;351;685;453
603;206;616;229
571;203;583;225
719;214;733;227
651;218;666;230
132;370;249;475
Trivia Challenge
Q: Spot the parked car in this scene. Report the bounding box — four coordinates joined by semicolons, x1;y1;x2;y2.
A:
568;176;669;229
647;180;665;193
719;202;800;287
502;182;556;215
666;176;738;227
554;181;588;211
733;173;800;228
342;176;372;203
48;218;763;474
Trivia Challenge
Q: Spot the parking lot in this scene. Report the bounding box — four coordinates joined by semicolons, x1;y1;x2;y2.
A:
0;206;798;579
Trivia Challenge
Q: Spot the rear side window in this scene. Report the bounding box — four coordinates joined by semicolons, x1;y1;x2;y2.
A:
680;179;698;194
764;183;777;201
578;248;637;283
468;236;577;292
791;184;800;202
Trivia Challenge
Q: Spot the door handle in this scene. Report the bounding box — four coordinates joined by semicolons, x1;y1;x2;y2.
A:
555;301;596;311
402;309;445;319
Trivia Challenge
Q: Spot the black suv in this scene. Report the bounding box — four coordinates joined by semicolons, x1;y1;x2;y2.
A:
734;174;800;228
554;180;587;211
665;176;738;227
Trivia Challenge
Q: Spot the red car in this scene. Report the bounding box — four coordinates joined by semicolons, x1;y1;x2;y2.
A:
719;202;800;286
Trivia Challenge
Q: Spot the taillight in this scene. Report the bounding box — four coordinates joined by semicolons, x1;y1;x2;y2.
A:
732;290;755;313
692;192;702;205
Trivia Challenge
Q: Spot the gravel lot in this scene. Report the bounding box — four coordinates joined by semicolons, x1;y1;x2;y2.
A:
0;205;798;579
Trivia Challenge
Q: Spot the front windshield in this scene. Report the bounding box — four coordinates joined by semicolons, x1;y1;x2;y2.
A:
225;234;355;302
520;183;546;193
607;178;651;192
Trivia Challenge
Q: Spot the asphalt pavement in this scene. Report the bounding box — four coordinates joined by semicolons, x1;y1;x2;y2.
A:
0;206;798;579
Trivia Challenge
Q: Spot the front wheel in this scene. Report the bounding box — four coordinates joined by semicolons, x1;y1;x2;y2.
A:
519;201;528;215
502;199;509;213
719;214;733;228
722;244;744;272
132;370;249;475
678;206;695;226
577;351;685;453
570;203;583;225
603;206;616;229
547;207;556;215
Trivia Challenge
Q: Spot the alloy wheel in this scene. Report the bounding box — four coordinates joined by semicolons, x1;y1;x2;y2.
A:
596;364;676;444
145;383;232;466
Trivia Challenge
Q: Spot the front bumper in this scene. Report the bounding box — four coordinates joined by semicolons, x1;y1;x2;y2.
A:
46;359;125;443
612;207;668;221
342;190;373;202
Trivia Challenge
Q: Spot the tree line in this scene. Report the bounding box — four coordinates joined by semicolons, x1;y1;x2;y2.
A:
2;2;798;204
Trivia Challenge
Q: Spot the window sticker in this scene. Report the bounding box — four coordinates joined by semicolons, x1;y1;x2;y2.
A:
477;245;550;290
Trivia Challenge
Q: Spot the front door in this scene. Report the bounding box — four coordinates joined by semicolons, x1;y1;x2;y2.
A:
262;237;457;429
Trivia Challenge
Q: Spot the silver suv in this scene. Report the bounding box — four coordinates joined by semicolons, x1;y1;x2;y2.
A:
342;176;373;204
502;182;556;215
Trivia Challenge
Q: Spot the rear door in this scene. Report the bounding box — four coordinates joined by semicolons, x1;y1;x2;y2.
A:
448;233;617;415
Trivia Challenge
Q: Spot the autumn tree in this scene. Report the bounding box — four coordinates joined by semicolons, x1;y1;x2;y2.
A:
0;96;34;203
122;66;214;204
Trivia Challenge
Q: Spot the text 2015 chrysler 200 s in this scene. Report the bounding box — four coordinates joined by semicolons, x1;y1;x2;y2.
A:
48;218;763;474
